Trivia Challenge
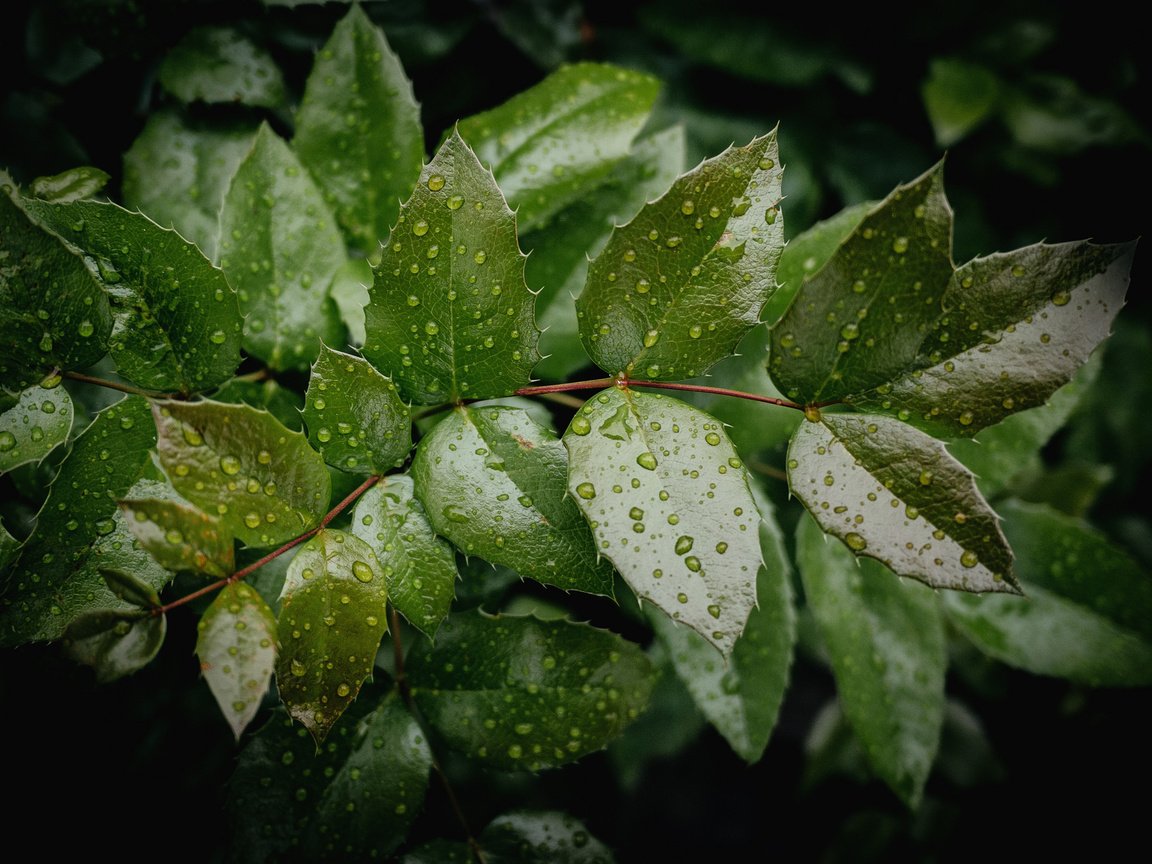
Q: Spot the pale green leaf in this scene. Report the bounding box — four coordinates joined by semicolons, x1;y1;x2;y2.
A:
158;26;286;107
0;383;73;472
921;59;1000;147
329;257;373;347
61;608;166;683
28;166;110;203
482;811;615;863
120;497;235;578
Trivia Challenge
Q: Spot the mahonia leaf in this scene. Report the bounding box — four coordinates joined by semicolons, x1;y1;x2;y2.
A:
120;497;235;577
351;475;457;639
197;581;278;740
481;811;616;863
275;529;388;743
294;3;424;252
0;383;73;472
217;123;345;371
303;344;411;474
411;405;614;596
101;568;161;608
788;412;1016;594
61;608;166;683
211;376;305;432
577;132;784;381
457;62;661;232
363;131;541;404
28;166;110;203
408;610;655;771
152;400;331;548
563;388;762;655
158;26;286;107
797;516;946;808
922;58;1000;147
329;257;373;347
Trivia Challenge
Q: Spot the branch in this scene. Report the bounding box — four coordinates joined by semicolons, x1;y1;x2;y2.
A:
63;370;180;400
516;375;814;410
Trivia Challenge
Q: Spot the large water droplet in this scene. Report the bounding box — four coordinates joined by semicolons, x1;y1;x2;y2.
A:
636;452;657;471
570;416;591;436
845;532;867;551
352;561;374;583
575;482;596;500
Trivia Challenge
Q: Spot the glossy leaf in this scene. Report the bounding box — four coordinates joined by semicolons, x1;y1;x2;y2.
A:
120;497;235;577
329;257;373;347
351;475;457;639
152;400;331;548
294;4;424;252
563;388;762;655
217;123;345;371
101;568;161;608
61;608;166;683
578;132;784;381
411;405;614;596
275;529;389;743
921;59;1000;147
158;26;286;107
28;166;110;203
363;131;540;403
303;344;411;474
481;811;615;863
0;383;73;472
211;376;305;432
797;516;946;808
408;610;655;771
788;412;1016;594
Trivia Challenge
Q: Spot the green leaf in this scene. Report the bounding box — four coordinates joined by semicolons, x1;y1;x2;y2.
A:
28;166;110;203
22;197;244;394
921;59;1000;147
61;608;166;683
350;475;457;639
303;344;411;474
217;123;346;371
152;399;331;548
789;412;1015;593
197;581;278;740
481;811;615;863
1001;75;1143;155
211;376;305;432
158;26;286;107
0;383;73;472
408;610;655;771
769;163;953;404
457;62;661;232
329;257;373;347
797;515;946;808
101;568;161;608
120;497;235;577
293;4;424;252
563;389;762;655
850;241;1134;438
577;132;784;381
0;520;18;572
943;500;1152;686
275;529;389;743
363;131;541;404
411;405;614;596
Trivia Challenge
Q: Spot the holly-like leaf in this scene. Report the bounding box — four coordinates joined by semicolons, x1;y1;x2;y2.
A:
797;515;946;808
457;62;661;232
411;405;614;596
363;131;540;404
152;400;331;548
0;383;73;472
197;581;278;740
921;58;1000;147
61;608;166;683
28;166;110;203
408;610;655;771
294;4;424;252
217;123;345;371
211;376;305;432
22;197;243;394
303;344;411;474
563;388;762;655
101;568;161;608
329;257;373;347
158;26;286;107
351;475;457;639
481;811;615;863
120;497;235;577
275;529;389;743
577;132;784;381
788;412;1016;594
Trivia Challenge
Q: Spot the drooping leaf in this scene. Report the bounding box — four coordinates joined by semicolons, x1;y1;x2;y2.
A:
28;166;110;203
563;388;762;655
101;568;161;608
211;376;305;432
481;811;615;863
411;405;614;596
120;497;235;577
788;412;1016;594
363;131;541;404
217;123;345;371
152;399;331;548
158;26;286;107
921;58;1000;147
197;581;278;740
456;62;661;232
408;610;655;771
61;608;166;683
0;383;73;472
797;516;946;808
303;344;411;474
275;529;389;743
294;4;424;252
1001;74;1143;155
329;257;373;347
577;132;784;381
350;475;457;639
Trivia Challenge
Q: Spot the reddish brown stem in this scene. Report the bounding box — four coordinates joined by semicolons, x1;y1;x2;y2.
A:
516;375;817;411
63;370;180;400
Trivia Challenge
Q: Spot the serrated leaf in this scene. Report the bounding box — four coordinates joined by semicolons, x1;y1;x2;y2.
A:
850;241;1134;438
481;811;615;863
943;500;1152;686
769;163;953;404
294;4;424;252
329;257;373;347
408;610;655;771
363;131;540;403
922;58;1000;147
197;581;278;739
411;405;614;596
28;166;110;203
0;383;73;472
120;497;235;577
158;26;286;107
275;529;388;743
61;608;166;683
217;123;345;371
101;568;160;608
797;515;946;808
351;475;457;639
563;389;761;655
211;376;305;432
577;133;784;381
22;197;243;394
152;400;331;548
788;412;1015;594
457;62;660;232
303;344;411;474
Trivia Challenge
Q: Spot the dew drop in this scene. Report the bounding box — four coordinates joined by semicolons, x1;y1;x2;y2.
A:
684;556;701;572
705;432;721;446
918;470;934;486
892;236;909;254
0;432;14;452
643;329;659;348
689;324;702;339
675;536;694;555
336;683;351;697
220;455;241;475
244;512;261;529
960;550;979;568
427;174;446;191
412;220;429;236
570;416;591;436
845;532;867;551
636;452;658;471
317;427;332;443
209;329;226;345
707;604;721;619
352;561;374;583
290;659;306;677
575;482;596;500
447;195;464;210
